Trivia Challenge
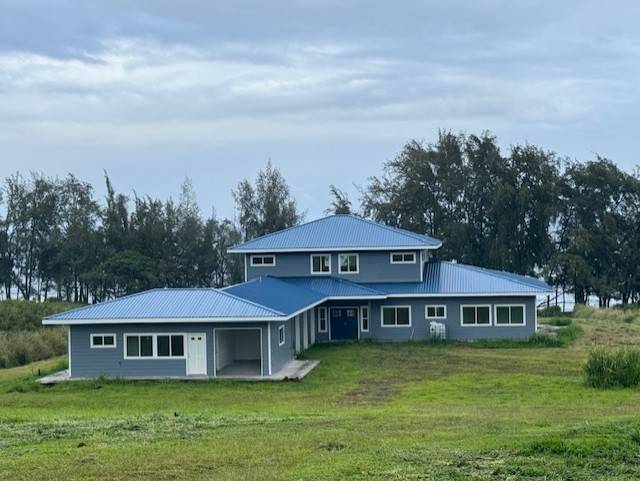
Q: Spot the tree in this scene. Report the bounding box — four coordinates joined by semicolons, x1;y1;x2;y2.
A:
233;161;302;240
325;185;353;215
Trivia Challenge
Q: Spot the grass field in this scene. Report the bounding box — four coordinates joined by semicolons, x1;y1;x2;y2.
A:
1;308;640;480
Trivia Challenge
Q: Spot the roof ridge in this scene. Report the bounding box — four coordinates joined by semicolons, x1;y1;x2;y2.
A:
230;216;332;249
441;261;546;290
330;275;386;295
353;216;441;245
230;214;441;251
216;286;286;316
42;288;163;320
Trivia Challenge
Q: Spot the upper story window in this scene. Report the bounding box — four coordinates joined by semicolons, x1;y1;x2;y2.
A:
390;252;416;264
250;255;276;267
310;254;331;274
338;253;359;274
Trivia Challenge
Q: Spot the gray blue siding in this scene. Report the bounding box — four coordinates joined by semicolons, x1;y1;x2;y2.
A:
69;322;272;378
313;296;537;342
246;250;424;283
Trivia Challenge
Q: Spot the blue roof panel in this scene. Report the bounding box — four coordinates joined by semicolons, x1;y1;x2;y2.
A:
280;277;385;298
363;261;551;295
44;288;283;322
229;215;441;252
223;277;326;315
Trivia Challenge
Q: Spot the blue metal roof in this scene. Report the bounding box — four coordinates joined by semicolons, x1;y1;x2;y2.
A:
228;215;442;252
44;262;550;325
363;261;551;295
223;277;326;316
43;288;284;324
279;277;385;298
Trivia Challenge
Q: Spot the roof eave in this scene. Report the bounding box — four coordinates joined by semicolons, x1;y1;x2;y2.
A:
227;243;442;254
42;315;290;326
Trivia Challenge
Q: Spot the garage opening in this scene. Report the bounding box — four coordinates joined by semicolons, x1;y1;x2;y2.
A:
215;329;262;377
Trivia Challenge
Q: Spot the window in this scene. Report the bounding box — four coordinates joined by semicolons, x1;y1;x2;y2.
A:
310;254;331;274
124;334;185;358
425;305;446;319
250;255;275;267
495;305;526;326
338;253;359;274
90;334;116;348
278;325;286;346
461;305;492;326
360;306;369;332
381;306;411;327
318;307;328;333
390;252;416;264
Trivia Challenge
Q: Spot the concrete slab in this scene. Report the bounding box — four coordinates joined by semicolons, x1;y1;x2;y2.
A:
38;360;320;384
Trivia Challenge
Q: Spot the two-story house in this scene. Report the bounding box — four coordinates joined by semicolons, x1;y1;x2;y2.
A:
43;215;551;380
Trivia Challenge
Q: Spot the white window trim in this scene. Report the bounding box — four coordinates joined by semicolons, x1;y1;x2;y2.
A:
390;251;416;264
310;254;332;275
460;305;493;327
278;324;286;346
90;333;117;348
360;306;370;332
425;305;447;319
123;333;187;360
380;305;412;328
338;253;359;274
317;307;328;333
494;304;526;326
250;255;276;267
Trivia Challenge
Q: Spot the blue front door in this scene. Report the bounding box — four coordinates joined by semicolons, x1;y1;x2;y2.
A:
330;308;358;340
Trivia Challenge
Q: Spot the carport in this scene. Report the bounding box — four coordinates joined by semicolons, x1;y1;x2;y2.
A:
214;328;262;377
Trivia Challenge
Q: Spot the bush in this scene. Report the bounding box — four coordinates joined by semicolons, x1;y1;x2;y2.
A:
0;300;78;331
538;305;562;317
0;328;68;368
585;348;640;388
574;305;640;323
541;317;573;327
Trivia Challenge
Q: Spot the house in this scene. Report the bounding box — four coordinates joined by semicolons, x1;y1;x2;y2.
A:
42;215;552;379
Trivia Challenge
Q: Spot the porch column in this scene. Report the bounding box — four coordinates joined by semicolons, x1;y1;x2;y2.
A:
310;309;316;345
295;314;301;353
303;311;309;350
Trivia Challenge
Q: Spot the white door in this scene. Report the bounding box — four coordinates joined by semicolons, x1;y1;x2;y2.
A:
187;333;207;376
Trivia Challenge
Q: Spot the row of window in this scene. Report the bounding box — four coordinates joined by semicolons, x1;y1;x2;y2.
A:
251;251;418;274
90;333;186;358
315;304;527;329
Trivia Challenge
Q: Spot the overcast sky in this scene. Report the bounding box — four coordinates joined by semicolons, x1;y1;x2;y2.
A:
1;1;639;219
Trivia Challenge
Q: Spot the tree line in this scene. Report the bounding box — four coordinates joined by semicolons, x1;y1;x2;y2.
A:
1;130;638;306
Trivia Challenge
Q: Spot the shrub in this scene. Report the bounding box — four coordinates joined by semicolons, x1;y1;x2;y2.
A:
585;348;640;388
0;300;78;331
538;305;562;317
574;304;640;323
0;328;68;368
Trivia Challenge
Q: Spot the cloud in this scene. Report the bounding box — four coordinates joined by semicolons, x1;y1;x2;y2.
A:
0;0;639;216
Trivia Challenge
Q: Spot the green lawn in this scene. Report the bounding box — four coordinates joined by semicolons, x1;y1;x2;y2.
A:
2;310;640;480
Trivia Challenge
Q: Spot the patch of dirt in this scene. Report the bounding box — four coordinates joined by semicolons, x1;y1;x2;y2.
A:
340;377;400;405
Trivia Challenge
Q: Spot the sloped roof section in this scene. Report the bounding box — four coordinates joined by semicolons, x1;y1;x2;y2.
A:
43;288;284;324
280;276;385;298
223;276;327;316
363;261;552;295
228;215;442;252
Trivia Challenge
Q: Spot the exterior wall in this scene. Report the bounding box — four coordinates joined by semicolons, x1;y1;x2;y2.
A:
270;317;295;374
69;322;274;379
312;296;537;342
246;250;424;283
